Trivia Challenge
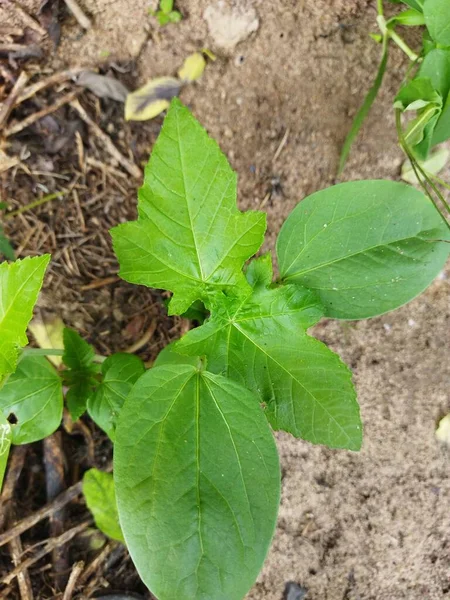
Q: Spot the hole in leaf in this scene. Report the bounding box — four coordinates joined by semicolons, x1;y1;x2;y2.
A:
7;413;17;425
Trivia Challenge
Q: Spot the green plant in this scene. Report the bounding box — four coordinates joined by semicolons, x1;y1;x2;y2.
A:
1;100;449;599
340;0;450;224
149;0;182;25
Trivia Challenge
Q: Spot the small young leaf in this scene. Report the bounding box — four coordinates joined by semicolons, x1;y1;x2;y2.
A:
176;284;361;450
0;255;50;380
168;10;182;22
389;0;423;11
83;469;124;542
87;353;145;440
125;77;181;121
395;78;442;111
63;328;100;421
156;11;171;25
114;364;280;600
418;49;450;145
0;413;12;492
276;180;450;319
159;0;173;14
387;8;425;26
424;0;450;46
112;99;266;315
0;355;63;444
0;226;15;261
245;253;273;288
178;52;206;82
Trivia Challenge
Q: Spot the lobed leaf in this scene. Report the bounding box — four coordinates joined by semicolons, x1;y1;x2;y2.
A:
114;364;280;600
87;353;145;440
112;99;266;315
175;282;361;450
83;468;124;542
0;355;63;444
0;255;50;380
277;180;450;320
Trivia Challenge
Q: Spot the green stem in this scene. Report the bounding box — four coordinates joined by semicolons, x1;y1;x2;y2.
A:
388;28;420;62
425;172;450;192
4;192;66;221
377;0;384;16
395;109;450;229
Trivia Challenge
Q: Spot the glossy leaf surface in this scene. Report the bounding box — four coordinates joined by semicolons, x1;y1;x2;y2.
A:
176;275;361;451
112;99;266;315
0;255;50;380
114;364;280;600
0;355;63;444
277;180;450;319
83;468;124;542
87;353;145;440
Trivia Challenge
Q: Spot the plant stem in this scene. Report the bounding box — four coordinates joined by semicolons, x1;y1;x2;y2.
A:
389;29;419;62
377;0;384;16
425;172;450;192
395;109;450;229
4;192;66;221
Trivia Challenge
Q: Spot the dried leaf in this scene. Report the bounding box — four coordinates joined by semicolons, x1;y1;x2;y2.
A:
76;72;129;102
29;316;65;366
436;414;450;445
178;52;206;82
125;77;181;121
0;151;20;174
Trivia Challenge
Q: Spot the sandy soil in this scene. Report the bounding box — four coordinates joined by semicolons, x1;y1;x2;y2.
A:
2;0;450;598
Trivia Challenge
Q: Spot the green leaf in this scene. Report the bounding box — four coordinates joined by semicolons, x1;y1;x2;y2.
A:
154;343;202;368
395;77;442;111
0;412;12;492
389;0;424;11
87;353;145;440
157;11;170;25
424;0;450;45
277;180;450;319
245;253;273;288
176;284;361;450
168;10;182;22
418;49;450;145
338;36;389;174
83;468;124;542
387;8;425;26
0;226;14;261
0;355;63;444
111;99;266;315
159;0;173;14
62;328;100;421
0;255;50;380
114;364;280;600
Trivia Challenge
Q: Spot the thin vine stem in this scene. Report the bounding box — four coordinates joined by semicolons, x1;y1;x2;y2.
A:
395;109;450;230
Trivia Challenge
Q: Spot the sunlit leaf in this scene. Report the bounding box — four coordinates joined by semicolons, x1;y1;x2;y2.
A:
83;468;124;542
178;52;206;82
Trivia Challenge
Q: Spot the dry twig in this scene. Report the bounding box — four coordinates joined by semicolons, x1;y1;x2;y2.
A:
0;481;82;548
70;99;142;179
1;521;92;586
0;71;28;131
62;561;84;600
6;1;47;36
63;0;92;29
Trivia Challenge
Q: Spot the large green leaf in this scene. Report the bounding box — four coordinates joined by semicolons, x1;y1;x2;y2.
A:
389;0;424;11
0;255;50;380
277;180;450;320
114;364;280;600
0;355;63;444
418;49;450;145
83;468;124;542
111;99;266;315
424;0;450;45
175;273;361;450
62;328;100;421
0;412;12;491
87;353;145;440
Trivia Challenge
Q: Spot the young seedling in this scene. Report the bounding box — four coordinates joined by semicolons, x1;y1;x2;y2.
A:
149;0;182;26
1;101;449;599
340;0;450;224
